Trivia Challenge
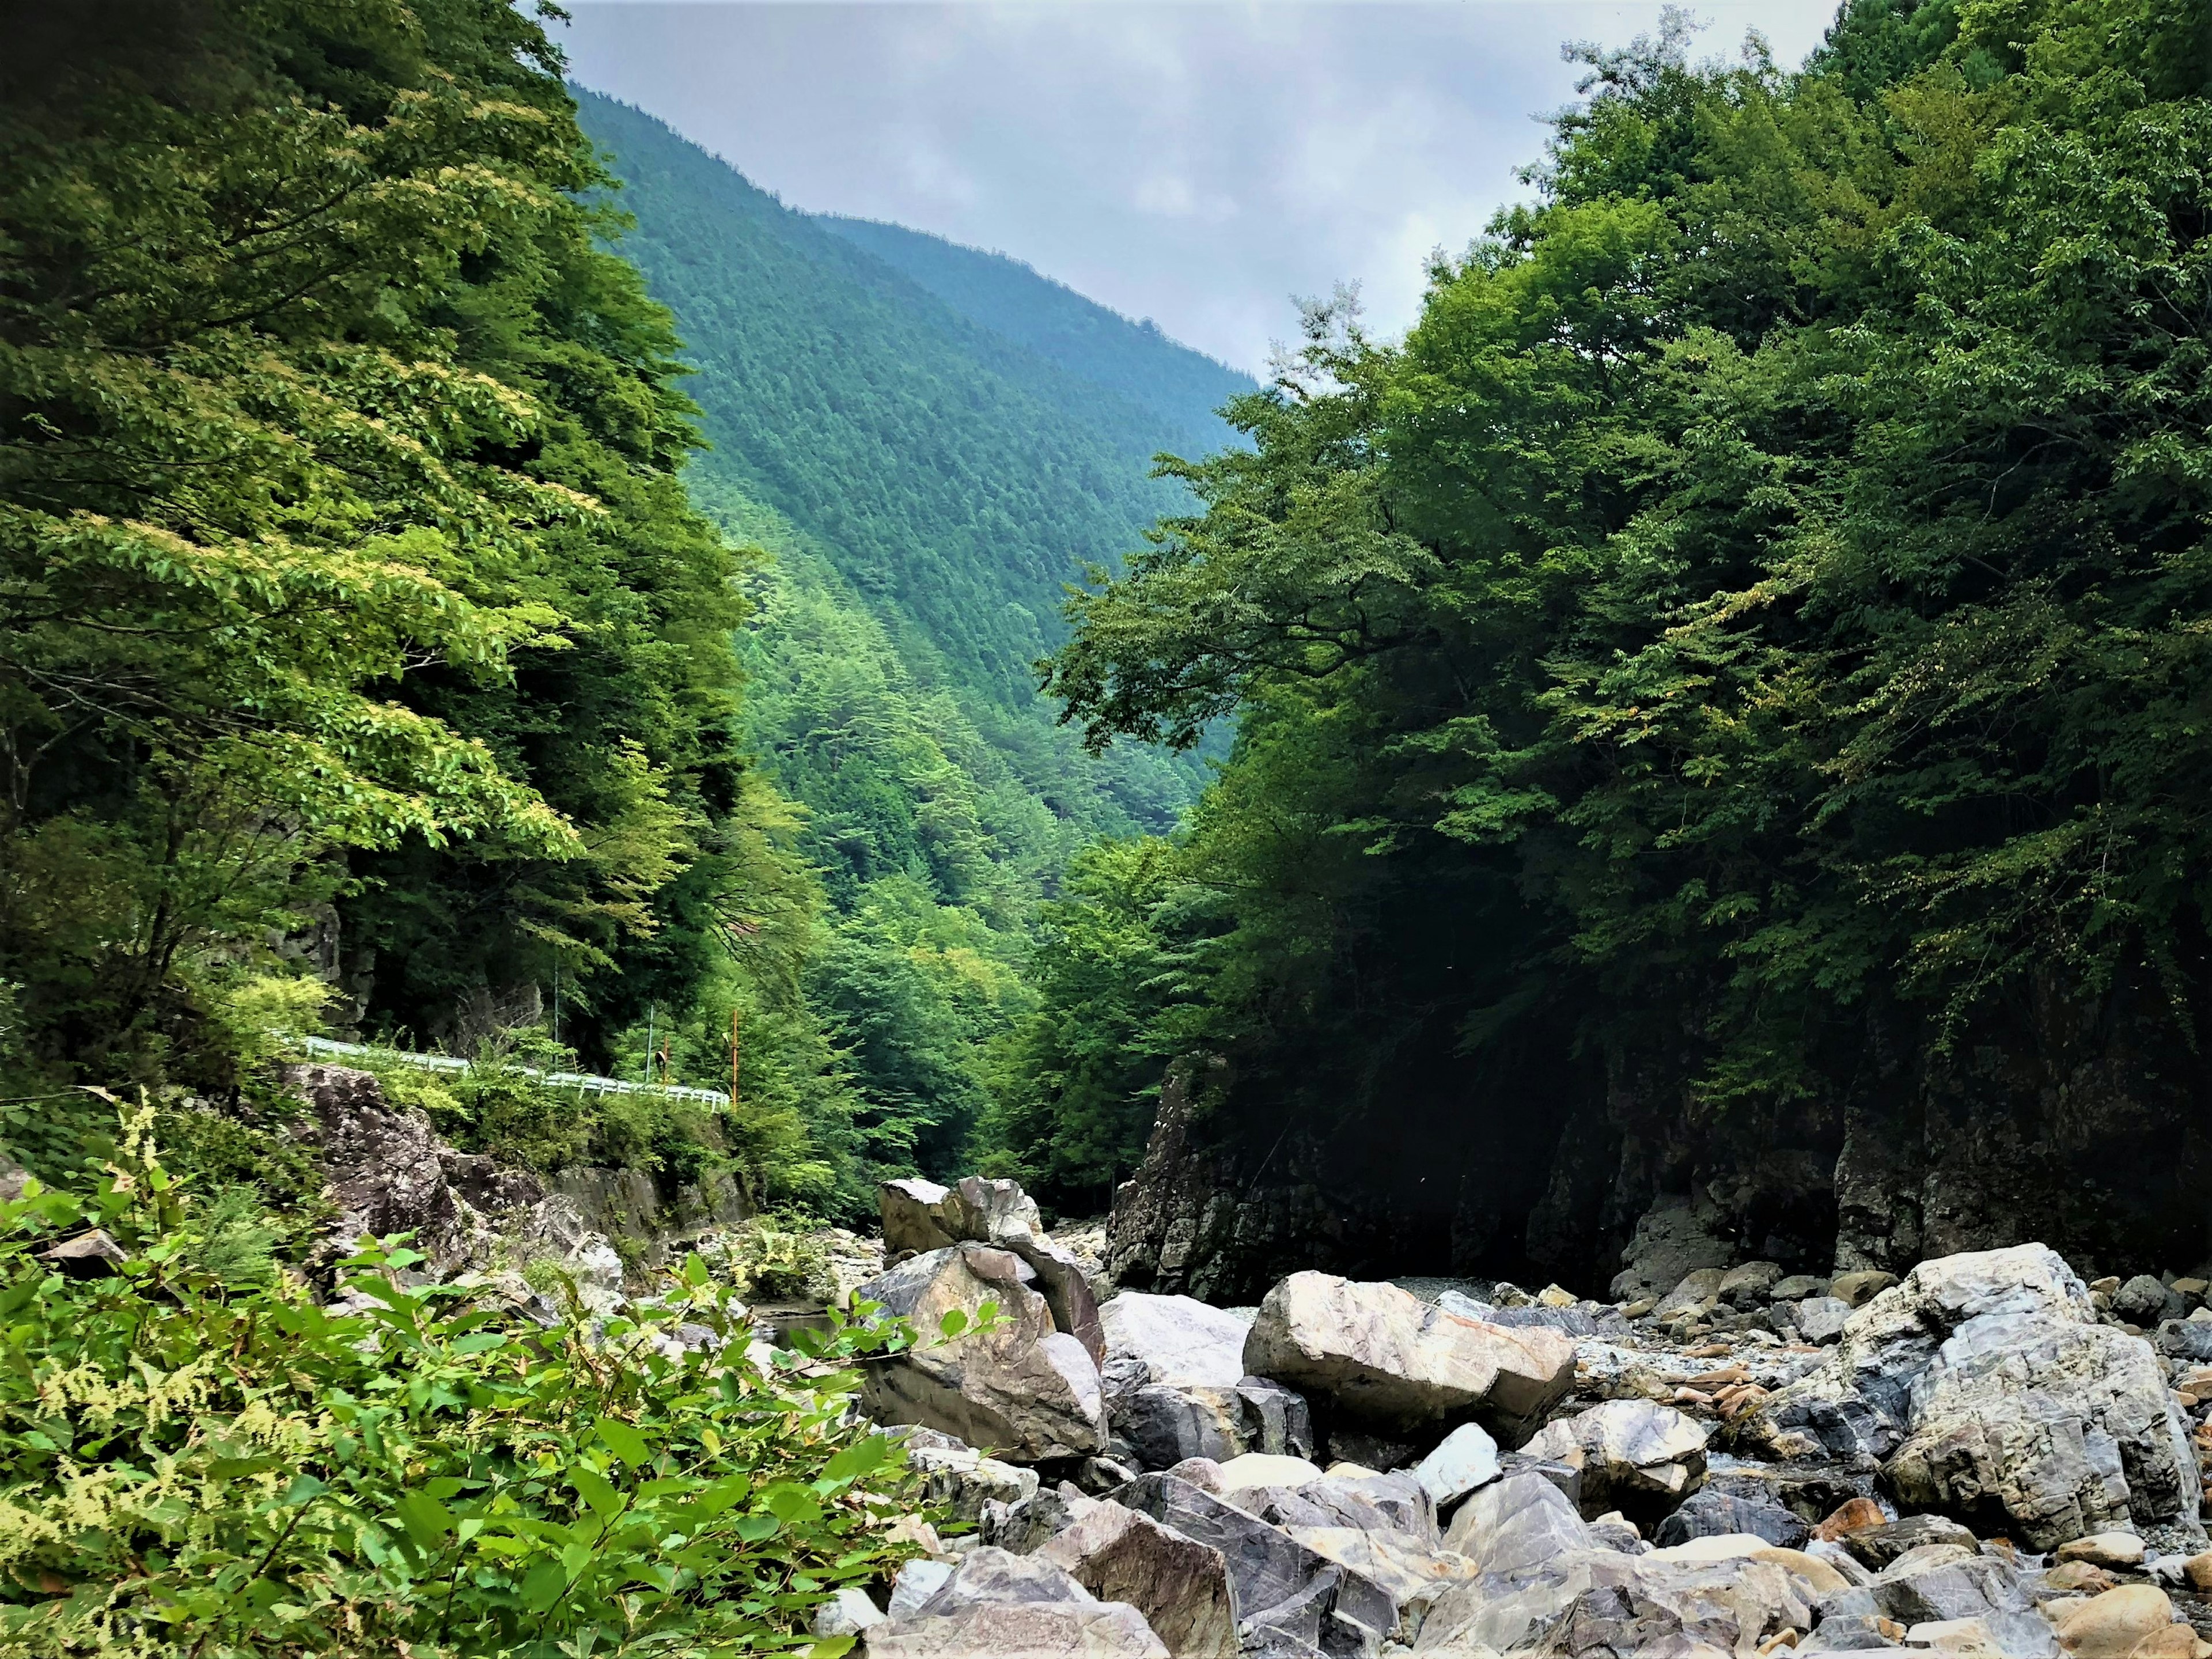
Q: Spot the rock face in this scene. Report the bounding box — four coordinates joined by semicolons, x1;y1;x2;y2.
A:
1741;1244;2198;1549
1609;1199;1737;1303
1243;1272;1574;1444
855;1244;1107;1462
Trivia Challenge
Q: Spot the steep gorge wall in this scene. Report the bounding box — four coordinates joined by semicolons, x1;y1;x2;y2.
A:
1108;966;2212;1302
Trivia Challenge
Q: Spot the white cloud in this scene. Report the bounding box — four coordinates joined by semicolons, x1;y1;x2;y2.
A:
559;1;1842;372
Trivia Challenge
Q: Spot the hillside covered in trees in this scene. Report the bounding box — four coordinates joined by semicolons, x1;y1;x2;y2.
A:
1024;0;2212;1286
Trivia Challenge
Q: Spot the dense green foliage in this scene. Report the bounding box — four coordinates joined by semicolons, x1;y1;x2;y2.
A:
1022;0;2212;1258
0;1112;922;1656
815;216;1252;460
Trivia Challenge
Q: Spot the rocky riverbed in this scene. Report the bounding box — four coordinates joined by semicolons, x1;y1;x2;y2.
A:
830;1175;2212;1657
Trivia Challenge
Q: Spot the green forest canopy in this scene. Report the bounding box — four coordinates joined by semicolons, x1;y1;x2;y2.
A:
995;0;2212;1240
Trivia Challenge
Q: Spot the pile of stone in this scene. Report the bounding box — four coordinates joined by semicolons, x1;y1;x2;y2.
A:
831;1174;2212;1656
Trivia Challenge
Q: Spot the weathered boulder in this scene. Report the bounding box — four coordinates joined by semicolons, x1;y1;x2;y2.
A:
894;1427;1041;1524
2114;1275;2184;1329
1719;1260;1785;1308
1101;1293;1312;1469
855;1244;1107;1461
40;1228;128;1278
1038;1500;1238;1658
867;1548;1169;1658
1795;1295;1854;1345
1103;1293;1250;1388
1411;1422;1501;1511
1115;1472;1396;1651
1650;1484;1810;1550
2050;1585;2202;1659
1522;1400;1709;1525
1243;1272;1574;1444
1740;1244;2199;1550
1655;1266;1729;1322
813;1587;888;1638
880;1178;956;1255
1217;1453;1323;1491
941;1176;1044;1244
1838;1514;1978;1571
1812;1545;2058;1657
1005;1230;1108;1368
1419;1475;1839;1656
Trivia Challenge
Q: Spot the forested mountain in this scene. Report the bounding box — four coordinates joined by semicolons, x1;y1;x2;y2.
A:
1019;0;2212;1288
815;214;1252;459
558;92;1255;1185
572;92;1233;823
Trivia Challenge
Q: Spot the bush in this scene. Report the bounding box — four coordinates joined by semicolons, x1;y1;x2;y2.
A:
0;1109;926;1656
714;1215;834;1302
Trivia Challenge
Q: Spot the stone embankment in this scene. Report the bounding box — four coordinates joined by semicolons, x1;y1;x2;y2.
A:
835;1174;2212;1658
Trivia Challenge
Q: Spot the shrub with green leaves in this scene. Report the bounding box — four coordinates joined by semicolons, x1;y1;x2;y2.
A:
0;1112;925;1656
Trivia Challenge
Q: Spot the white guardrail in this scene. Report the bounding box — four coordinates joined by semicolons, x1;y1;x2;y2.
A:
294;1035;732;1107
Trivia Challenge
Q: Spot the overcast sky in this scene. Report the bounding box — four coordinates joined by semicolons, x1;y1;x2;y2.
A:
559;2;1842;373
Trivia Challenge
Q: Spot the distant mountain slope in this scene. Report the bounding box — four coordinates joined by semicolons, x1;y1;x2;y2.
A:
816;215;1253;456
571;89;1224;874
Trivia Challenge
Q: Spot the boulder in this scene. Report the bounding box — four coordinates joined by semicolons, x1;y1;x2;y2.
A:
0;1153;31;1205
1796;1295;1853;1344
889;1559;955;1617
2051;1585;2190;1658
941;1176;1044;1246
1654;1267;1728;1321
1812;1547;2057;1657
1772;1274;1833;1302
869;1548;1169;1658
1830;1269;1899;1308
1243;1272;1574;1444
1114;1472;1395;1650
1039;1500;1238;1659
2115;1275;2184;1329
1102;1293;1251;1388
1839;1515;1979;1572
1101;1295;1312;1470
1608;1198;1736;1304
1650;1485;1810;1550
1720;1262;1785;1308
855;1243;1107;1461
896;1428;1041;1524
1741;1244;2199;1550
1217;1453;1324;1491
1004;1229;1108;1368
1411;1422;1501;1510
2056;1532;2147;1570
40;1228;128;1278
880;1178;956;1255
1522;1399;1709;1525
1229;1467;1438;1552
813;1587;888;1638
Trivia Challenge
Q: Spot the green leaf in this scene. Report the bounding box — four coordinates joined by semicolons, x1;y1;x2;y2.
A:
596;1415;652;1468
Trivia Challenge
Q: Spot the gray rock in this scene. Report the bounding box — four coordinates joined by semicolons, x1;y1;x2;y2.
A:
1243;1272;1574;1444
1115;1473;1395;1648
941;1177;1044;1247
1772;1274;1832;1302
1003;1228;1107;1368
1608;1198;1736;1304
0;1152;29;1204
1411;1422;1501;1510
889;1558;956;1617
813;1586;887;1637
1113;1378;1313;1472
1493;1450;1583;1513
980;1484;1085;1554
1650;1486;1810;1550
1323;1426;1423;1473
855;1243;1107;1462
2114;1273;2183;1328
1521;1399;1709;1525
2156;1319;2212;1362
1654;1267;1728;1321
1796;1295;1854;1344
1441;1469;1592;1567
873;1548;1169;1658
1720;1262;1785;1308
1813;1550;2055;1657
40;1228;128;1278
1741;1243;2200;1550
1101;1293;1251;1388
1228;1468;1438;1552
880;1178;956;1256
898;1431;1041;1524
1839;1514;1979;1572
1039;1499;1238;1658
